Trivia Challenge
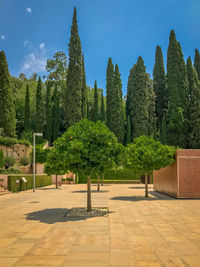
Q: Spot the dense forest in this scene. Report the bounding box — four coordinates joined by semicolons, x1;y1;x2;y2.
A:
1;7;200;148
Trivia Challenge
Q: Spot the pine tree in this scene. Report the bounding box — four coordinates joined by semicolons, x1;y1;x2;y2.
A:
0;51;16;137
124;115;131;145
64;7;82;128
160;113;167;145
24;85;31;131
153;45;167;128
45;81;52;142
35;76;44;138
194;49;200;80
100;93;105;122
81;55;87;118
51;85;60;143
128;57;149;139
187;57;200;148
106;58;114;127
167;30;188;147
92;80;99;122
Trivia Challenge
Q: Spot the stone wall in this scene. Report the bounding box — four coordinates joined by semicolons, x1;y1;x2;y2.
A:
0;175;8;189
0;144;32;163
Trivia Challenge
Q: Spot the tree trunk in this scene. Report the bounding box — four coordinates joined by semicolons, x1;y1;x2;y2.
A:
97;176;100;191
101;175;104;186
145;173;148;198
87;176;92;212
56;174;58;189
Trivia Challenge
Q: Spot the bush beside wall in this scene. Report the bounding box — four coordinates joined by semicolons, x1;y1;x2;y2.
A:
8;175;52;192
0;137;30;147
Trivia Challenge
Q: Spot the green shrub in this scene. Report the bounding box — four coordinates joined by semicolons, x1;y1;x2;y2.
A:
0;168;6;174
0;136;30;147
0;150;4;168
104;167;140;180
8;175;52;192
31;146;51;163
4;156;15;168
7;167;22;174
20;157;30;166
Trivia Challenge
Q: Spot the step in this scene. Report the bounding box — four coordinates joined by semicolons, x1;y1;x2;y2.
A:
0;190;10;196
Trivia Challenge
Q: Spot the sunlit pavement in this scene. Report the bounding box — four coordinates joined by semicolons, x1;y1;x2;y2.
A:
0;184;200;266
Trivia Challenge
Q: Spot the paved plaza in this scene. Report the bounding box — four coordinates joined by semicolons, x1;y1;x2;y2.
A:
0;184;200;266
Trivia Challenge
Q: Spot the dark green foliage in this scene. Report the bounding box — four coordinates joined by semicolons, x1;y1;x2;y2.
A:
100;93;105;122
167;30;188;147
81;55;87;118
92;80;99;122
0;150;4;168
20;157;30;166
31;146;51;163
4;156;15;168
124;115;131;145
7;167;22;174
35;77;44;141
0;51;16;137
51;85;60;142
46;51;67;81
106;58;115;127
160;113;167;145
147;74;156;136
194;49;200;80
0;136;30;146
45;81;52;142
24;85;30;131
127;57;149;139
8;175;52;192
64;7;82;127
153;45;167;128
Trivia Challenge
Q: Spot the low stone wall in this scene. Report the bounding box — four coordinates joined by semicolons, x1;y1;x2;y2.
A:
0;144;31;163
0;175;8;189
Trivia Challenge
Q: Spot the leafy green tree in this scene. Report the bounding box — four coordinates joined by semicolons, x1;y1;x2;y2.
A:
46;51;67;81
24;85;31;131
81;55;87;118
0;51;16;137
124;115;131;145
106;57;114;127
35;76;44;141
100;93;105;122
160;113;167;145
45;81;52;142
153;45;167;128
167;30;188;147
126;136;175;197
92;80;99;122
0;150;4;168
194;49;200;80
51;85;60;143
54;119;121;211
64;7;82;128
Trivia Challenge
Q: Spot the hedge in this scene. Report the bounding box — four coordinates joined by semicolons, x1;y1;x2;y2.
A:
0;136;30;147
8;175;52;192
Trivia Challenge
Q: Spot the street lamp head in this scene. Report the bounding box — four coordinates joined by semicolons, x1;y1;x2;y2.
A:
35;133;43;137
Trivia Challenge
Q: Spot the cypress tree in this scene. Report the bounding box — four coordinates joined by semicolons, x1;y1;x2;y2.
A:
153;45;167;128
24;85;30;131
35;76;44;137
129;57;149;139
187;57;200;148
45;81;52;142
167;30;188;147
100;93;105;122
51;85;60;143
0;51;15;137
147;74;156;136
92;80;99;122
106;57;114;127
160;113;167;145
81;55;87;118
194;49;200;80
124;115;131;145
64;7;82;128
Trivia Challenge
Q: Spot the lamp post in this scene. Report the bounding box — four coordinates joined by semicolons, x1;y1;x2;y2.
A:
33;132;43;192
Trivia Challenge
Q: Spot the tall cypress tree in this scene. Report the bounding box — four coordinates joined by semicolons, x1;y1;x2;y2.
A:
106;57;114;127
167;30;188;147
128;57;149;139
92;80;99;122
24;85;30;131
187;57;200;148
82;55;87;118
64;7;82;128
100;93;105;122
0;51;15;137
147;74;156;136
160;113;167;145
35;76;44;137
194;49;200;80
51;85;60;143
45;81;52;142
124;115;131;145
153;45;167;128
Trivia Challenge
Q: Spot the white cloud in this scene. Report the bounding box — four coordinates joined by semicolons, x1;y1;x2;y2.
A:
1;35;5;40
26;7;32;13
39;42;45;49
24;40;29;47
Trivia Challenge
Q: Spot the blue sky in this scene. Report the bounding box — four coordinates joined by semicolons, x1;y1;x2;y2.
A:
1;0;200;95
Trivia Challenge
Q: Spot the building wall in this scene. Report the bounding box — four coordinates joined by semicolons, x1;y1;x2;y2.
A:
0;144;31;163
0;175;8;189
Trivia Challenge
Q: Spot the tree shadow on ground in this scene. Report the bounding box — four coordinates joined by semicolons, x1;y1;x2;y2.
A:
26;208;111;224
72;190;109;193
128;186;145;189
110;191;176;202
37;188;62;190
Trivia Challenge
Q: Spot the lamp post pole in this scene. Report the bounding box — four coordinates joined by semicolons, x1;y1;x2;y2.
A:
33;133;43;192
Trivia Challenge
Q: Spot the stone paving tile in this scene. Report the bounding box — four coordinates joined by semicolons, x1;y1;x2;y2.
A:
0;257;19;267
